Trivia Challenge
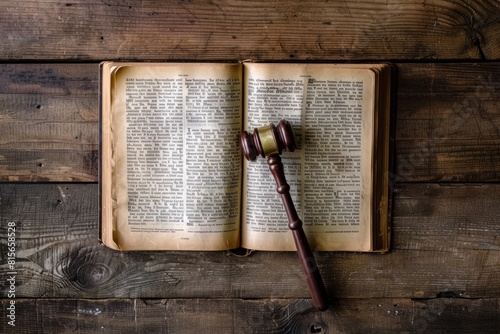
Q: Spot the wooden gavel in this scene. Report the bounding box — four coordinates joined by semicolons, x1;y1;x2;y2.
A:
241;120;329;311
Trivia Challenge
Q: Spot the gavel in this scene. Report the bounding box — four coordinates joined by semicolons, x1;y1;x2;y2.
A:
241;120;329;311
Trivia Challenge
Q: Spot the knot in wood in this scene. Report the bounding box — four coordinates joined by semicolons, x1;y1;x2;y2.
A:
57;246;119;291
76;263;112;288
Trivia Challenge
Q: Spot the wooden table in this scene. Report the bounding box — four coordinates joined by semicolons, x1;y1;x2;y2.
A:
1;1;499;332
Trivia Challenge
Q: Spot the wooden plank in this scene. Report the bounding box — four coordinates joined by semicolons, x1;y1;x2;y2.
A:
393;183;500;252
0;1;498;61
0;298;498;333
0;64;98;181
1;183;499;299
395;63;500;182
0;62;499;182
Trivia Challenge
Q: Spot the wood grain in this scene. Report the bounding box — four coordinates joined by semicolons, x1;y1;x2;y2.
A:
0;0;498;61
1;298;498;333
0;64;98;181
395;62;500;182
0;62;499;182
1;183;499;300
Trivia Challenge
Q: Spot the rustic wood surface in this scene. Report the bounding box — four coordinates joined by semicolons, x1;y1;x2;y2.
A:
0;0;499;61
1;0;500;333
1;298;499;333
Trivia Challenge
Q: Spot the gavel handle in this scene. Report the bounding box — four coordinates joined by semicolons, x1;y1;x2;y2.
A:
267;155;329;311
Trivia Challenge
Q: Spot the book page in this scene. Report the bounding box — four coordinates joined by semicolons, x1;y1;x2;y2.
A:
242;63;374;251
105;63;242;250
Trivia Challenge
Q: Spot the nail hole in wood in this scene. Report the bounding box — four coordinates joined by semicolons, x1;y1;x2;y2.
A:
310;323;323;333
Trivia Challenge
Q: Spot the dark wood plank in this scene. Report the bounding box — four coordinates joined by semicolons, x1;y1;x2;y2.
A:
0;298;498;333
393;183;500;252
0;62;499;182
395;63;500;182
1;183;499;300
0;64;98;181
0;0;498;61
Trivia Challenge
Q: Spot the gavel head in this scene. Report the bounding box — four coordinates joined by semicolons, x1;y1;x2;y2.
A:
240;119;297;161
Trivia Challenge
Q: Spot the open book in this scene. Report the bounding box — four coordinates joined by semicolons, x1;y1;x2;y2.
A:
99;62;393;252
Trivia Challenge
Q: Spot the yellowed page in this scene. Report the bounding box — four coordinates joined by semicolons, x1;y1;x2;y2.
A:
104;62;242;250
242;63;375;252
